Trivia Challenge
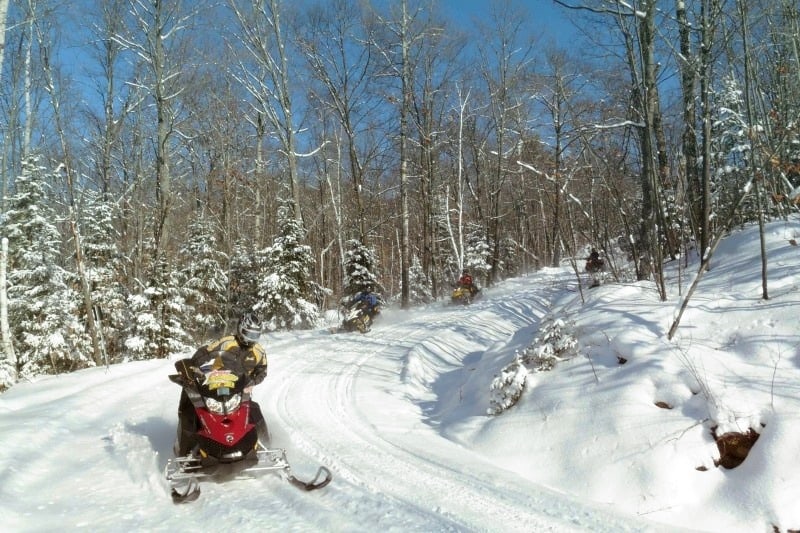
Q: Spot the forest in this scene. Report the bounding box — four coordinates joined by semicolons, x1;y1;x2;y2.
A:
0;0;798;389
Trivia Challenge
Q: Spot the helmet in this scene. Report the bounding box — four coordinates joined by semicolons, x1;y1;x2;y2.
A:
236;312;262;347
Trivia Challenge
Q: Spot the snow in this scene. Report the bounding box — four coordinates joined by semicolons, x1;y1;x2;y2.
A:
2;220;800;532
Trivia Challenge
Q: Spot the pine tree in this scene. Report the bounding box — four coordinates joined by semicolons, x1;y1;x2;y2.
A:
124;259;192;360
229;239;261;321
497;237;521;278
464;224;492;284
254;203;325;331
179;214;229;339
79;190;129;363
407;255;432;304
710;75;755;225
342;239;380;299
1;158;92;378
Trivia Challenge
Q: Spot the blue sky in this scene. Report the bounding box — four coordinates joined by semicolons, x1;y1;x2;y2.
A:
438;0;577;45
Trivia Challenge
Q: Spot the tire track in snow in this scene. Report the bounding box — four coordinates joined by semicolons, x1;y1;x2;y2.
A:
264;272;650;531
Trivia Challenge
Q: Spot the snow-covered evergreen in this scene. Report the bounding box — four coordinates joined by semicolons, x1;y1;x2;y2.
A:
254;204;325;331
488;316;578;415
406;255;433;304
464;224;492;283
0;158;93;378
79;190;130;363
229;239;261;321
123;260;192;360
710;74;757;223
342;239;380;299
178;214;229;338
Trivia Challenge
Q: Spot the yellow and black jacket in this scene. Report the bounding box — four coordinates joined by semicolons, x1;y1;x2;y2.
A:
190;335;268;386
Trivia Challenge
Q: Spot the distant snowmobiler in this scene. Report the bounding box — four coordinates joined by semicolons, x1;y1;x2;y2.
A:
451;269;480;305
584;248;605;288
337;287;381;333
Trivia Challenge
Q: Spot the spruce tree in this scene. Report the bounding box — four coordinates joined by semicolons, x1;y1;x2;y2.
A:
124;259;192;360
179;215;229;339
79;190;129;363
407;255;432;304
1;158;92;378
464;224;492;284
342;239;380;299
254;203;325;331
229;239;261;322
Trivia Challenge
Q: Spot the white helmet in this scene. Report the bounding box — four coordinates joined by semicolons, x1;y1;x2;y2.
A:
236;312;262;347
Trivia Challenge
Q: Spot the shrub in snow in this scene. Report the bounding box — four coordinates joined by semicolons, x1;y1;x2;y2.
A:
487;353;527;415
488;316;578;415
521;317;578;370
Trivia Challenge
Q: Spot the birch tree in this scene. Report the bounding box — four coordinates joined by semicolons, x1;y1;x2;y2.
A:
114;0;195;264
229;0;304;222
0;237;15;391
475;0;536;285
0;0;8;206
299;0;380;244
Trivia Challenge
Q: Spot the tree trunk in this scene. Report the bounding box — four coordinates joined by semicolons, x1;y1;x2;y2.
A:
0;237;16;382
0;0;9;208
35;18;104;366
398;0;411;309
698;0;719;260
677;0;701;248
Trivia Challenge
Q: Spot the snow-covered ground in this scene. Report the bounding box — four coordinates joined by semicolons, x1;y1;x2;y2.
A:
1;220;799;532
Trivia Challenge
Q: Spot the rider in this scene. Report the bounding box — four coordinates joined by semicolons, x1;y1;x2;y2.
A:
349;285;379;318
585;248;604;272
174;312;270;456
457;269;478;295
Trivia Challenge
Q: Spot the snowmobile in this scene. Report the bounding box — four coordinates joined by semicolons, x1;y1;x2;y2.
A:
451;285;478;305
337;303;376;333
585;257;605;274
584;256;605;288
165;358;332;503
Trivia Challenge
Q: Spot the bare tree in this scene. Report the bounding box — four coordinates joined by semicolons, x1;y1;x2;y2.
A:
228;0;304;222
368;0;435;308
114;0;196;265
84;0;135;199
299;0;380;243
0;0;7;91
28;1;105;365
474;0;536;285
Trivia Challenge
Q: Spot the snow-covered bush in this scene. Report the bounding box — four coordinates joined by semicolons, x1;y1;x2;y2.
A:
487;353;527;415
522;317;578;371
488;316;578;415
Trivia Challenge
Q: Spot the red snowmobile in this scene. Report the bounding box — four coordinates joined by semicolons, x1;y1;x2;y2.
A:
165;358;331;503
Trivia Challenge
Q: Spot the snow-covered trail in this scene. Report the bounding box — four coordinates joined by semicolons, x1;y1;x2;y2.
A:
0;269;666;532
257;271;656;532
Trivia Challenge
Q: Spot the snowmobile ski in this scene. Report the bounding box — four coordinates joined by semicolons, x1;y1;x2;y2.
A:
285;465;333;491
164;447;331;502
